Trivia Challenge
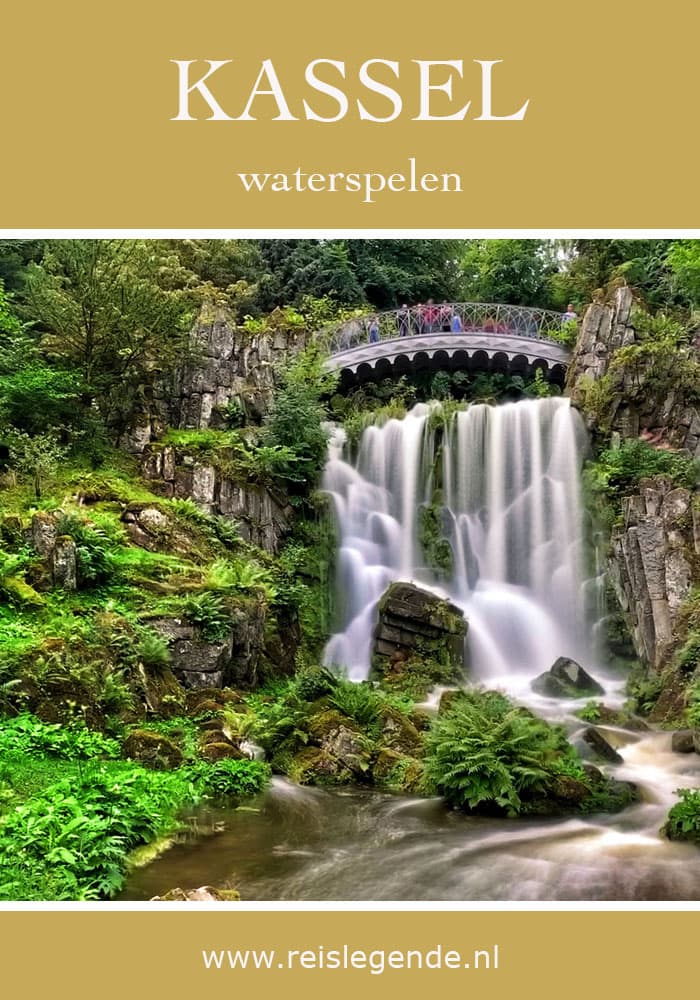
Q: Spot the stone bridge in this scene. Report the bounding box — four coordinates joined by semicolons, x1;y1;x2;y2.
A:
320;302;573;390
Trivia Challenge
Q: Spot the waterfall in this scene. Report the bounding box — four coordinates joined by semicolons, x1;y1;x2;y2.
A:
323;397;595;686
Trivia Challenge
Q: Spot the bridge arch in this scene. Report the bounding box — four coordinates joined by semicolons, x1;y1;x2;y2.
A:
319;303;573;392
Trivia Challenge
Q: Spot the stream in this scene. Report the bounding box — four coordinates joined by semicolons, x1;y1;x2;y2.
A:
123;399;700;901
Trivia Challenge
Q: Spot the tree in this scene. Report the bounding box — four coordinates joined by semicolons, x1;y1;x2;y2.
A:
667;240;700;308
24;241;195;426
558;240;686;311
7;429;68;499
460;240;558;307
261;347;337;491
254;239;464;312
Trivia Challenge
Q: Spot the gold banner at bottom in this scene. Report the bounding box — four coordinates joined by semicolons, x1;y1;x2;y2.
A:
1;911;697;998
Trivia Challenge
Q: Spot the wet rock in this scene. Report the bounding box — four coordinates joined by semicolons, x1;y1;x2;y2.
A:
671;729;697;754
531;657;604;699
582;727;624;764
549;774;590;807
123;729;184;770
151;886;240;902
371;583;466;696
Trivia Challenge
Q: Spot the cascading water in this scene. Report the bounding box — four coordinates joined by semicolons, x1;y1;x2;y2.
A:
323;397;598;691
124;396;700;902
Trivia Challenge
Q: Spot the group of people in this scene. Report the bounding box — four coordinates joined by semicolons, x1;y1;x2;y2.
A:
368;300;464;343
336;301;579;349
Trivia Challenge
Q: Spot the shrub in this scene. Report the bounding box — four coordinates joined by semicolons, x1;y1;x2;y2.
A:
181;592;231;641
295;666;337;701
261;347;336;491
664;789;700;845
586;439;698;512
136;630;171;670
55;513;119;586
0;714;120;760
0;764;195;900
186;758;270;803
424;689;583;816
204;558;275;600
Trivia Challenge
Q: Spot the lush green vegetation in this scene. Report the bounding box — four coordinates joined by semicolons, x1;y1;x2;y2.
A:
664;789;700;846
425;690;588;816
586;439;699;519
1;237;699;901
0;713;269;900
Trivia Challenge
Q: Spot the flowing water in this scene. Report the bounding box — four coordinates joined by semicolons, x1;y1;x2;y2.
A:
123;399;700;901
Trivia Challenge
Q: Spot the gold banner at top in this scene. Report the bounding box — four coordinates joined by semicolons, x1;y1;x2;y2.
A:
2;0;699;228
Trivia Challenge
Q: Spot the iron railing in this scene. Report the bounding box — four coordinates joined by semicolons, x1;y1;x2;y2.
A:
319;303;574;355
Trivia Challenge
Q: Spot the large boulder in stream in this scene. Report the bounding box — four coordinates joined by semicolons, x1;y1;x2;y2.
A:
582;726;624;764
531;657;604;699
671;729;699;754
371;582;467;698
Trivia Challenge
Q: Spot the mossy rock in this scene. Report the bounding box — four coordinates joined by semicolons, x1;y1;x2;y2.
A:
141;664;186;719
377;705;424;756
580;768;639;815
151;885;240;902
374;749;425;793
198;728;236;748
123;729;184;770
376;654;460;700
306;709;359;743
286;747;353;786
575;701;649;731
200;741;247;763
186;688;242;716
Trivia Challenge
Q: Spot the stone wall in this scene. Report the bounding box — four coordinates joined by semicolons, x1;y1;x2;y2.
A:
151;603;267;690
120;306;308;452
372;582;467;679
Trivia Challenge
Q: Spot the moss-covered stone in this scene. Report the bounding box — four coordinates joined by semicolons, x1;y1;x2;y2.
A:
374;749;426;793
200;741;247;763
371;583;467;699
123;729;184;770
286;747;354;786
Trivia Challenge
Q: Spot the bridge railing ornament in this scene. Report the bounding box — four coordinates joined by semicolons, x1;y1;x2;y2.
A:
319;303;572;355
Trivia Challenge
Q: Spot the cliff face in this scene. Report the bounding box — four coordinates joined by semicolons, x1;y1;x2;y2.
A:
174;307;308;430
608;479;699;673
141;442;293;555
568;287;700;709
568;286;700;456
120;307;308;452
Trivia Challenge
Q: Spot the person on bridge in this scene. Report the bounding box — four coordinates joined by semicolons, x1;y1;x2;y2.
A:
397;304;410;337
563;304;578;323
368;316;380;343
450;310;463;333
412;303;425;335
423;299;439;333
